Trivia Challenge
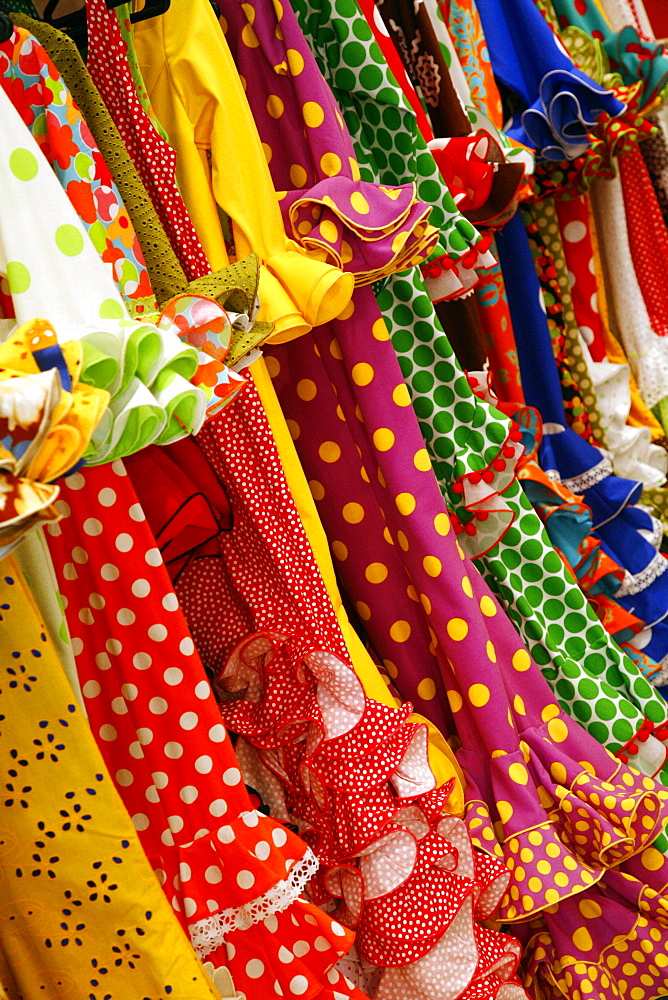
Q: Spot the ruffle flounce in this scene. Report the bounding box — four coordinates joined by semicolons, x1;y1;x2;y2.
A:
284;177;439;286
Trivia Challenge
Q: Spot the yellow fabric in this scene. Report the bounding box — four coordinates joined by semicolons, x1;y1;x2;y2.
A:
133;0;353;343
0;556;220;1000
251;357;465;811
586;197;666;440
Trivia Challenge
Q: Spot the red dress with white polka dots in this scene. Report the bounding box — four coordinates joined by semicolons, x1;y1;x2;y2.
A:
45;458;368;1000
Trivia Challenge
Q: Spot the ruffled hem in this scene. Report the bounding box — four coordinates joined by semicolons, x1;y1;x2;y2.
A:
421;241;498;303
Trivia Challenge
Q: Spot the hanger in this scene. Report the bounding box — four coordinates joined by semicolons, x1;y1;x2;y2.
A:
0;1;14;44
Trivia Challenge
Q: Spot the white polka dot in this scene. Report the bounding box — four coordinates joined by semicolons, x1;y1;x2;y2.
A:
145;785;159;804
590;291;599;314
128;502;145;521
563;220;586;243
98;487;117;506
72;546;88;564
330;921;346;937
264;914;278;932
183;898;197;918
171;894;180;911
278;946;294;964
121;683;138;701
164;741;183;758
237;870;255;890
145;547;162;566
314;936;329;952
209;799;228;817
164;667;183;686
137;728;153;745
78;608;94;625
162;593;178;611
179;862;192;883
217;825;235;844
194;681;210;700
223;768;241;786
101;563;119;581
180;712;198;730
155;868;167;885
179;636;194;655
117;607;136;626
274;979;285;994
95;651;111;670
106;639;122;655
66;472;85;489
46;521;62;536
209;724;226;743
54;499;71;518
63;563;78;581
131;579;150;598
129;741;144;759
148;624;167;642
205;865;223;884
242;811;259;827
255;841;271;861
195;755;213;773
567;269;576;288
71;637;83;656
111;697;128;715
152;771;168;789
99;724;117;741
168;814;184;832
89;592;105;610
246;959;265;979
272;827;288;848
83;519;102;537
115;532;133;552
162;828;175;845
149;697;168;714
293;941;310;958
116;769;134;786
133;652;152;670
180;785;198;804
83;679;101;698
111;459;127;477
132;813;149;831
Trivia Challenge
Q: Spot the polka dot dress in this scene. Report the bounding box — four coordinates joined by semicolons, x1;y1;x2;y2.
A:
44;460;367;999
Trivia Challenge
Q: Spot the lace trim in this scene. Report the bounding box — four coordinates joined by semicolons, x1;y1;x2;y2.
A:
651;656;668;689
188;847;319;959
560;456;613;494
616;551;668;597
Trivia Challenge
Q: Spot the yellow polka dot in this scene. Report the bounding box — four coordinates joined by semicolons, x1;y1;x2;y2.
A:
267;94;284;118
337;240;353;265
512;649;531;672
417;677;436;700
326;340;342;362
290;164;308;187
342;502;364;524
434;512;451;536
497;800;513;824
287;48;304;74
486;641;497;663
365;562;388;584
319;152;342;177
261;142;273;163
548;718;569;743
641;847;665;871
446;617;468;641
356;601;371;621
469;683;490;707
541;703;560;723
420;593;432;616
372;317;390;341
297;220;313;237
460;576;473;598
508;762;529;785
241;22;260;46
318;441;341;463
479;595;497;617
514;866;525;882
319;219;339;244
406;585;418;602
390;620;411;643
360;466;370;484
352;362;374;386
287;419;300;440
303;101;325;127
528;876;543;894
241;2;255;21
239;74;247;90
520;847;534;864
491;750;507;758
412;448;431;472
373;428;395;452
545;841;561;859
396;493;416;515
309;480;325;501
295;379;317;405
537;859;552;876
392;383;411;407
513;695;526;716
544;887;560;905
423;555;442;578
391;231;410;254
554;871;570;887
447;689;463;713
354;404;364;424
350;191;370;215
383;659;398;680
382;527;394;546
349;157;361;180
563;855;578;870
331;541;347;561
572;926;594;952
397;531;409;551
579;899;602;919
528;830;544;847
264;355;280;378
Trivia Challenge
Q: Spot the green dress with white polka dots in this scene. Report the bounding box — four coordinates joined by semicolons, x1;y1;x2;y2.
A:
291;0;668;762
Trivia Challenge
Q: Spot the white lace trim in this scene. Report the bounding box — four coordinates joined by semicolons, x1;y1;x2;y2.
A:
188;847;319;959
560;456;613;494
616;550;668;597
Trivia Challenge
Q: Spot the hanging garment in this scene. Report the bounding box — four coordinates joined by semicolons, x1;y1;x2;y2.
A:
45;460;368;1000
0;554;221;1000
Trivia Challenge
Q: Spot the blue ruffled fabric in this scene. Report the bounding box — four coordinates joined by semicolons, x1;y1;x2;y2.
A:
476;0;625;159
496;211;668;672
